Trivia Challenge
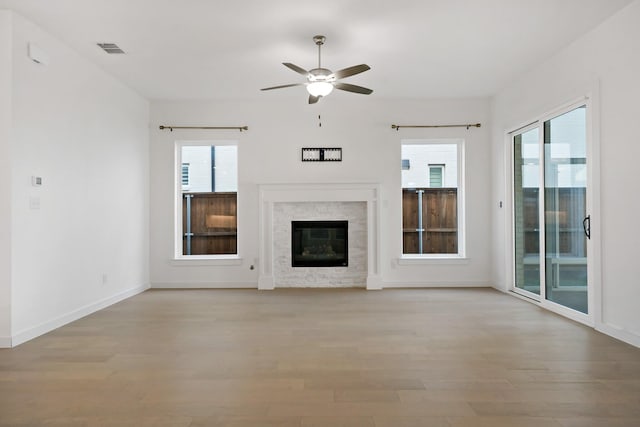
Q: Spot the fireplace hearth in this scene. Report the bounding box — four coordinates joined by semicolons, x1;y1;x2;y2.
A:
291;220;348;267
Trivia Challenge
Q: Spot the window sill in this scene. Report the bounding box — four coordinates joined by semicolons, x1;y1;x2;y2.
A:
171;255;243;267
397;255;469;265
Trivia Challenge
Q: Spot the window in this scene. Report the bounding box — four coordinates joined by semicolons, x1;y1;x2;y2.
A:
177;142;238;256
401;140;464;256
401;159;410;170
181;163;190;188
428;164;444;187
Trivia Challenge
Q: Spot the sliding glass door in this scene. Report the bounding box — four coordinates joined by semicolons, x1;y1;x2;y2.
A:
513;126;541;296
512;103;591;318
543;106;588;313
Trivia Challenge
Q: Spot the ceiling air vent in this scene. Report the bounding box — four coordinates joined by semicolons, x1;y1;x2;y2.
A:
97;43;125;54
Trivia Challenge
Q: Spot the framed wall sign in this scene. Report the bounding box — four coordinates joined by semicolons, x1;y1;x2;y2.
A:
301;147;342;162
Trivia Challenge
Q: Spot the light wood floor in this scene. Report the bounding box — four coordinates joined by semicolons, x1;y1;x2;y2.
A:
1;288;639;426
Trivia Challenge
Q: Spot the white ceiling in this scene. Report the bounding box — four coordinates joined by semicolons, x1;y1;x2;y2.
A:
0;0;633;101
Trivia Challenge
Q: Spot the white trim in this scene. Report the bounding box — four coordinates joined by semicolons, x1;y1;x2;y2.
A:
384;281;490;288
543;299;593;327
596;323;640;349
171;255;243;266
585;84;603;336
10;284;149;347
537;117;548;303
400;139;466;258
151;282;256;289
540;98;594;324
508;288;596;329
507;289;541;304
397;256;469;265
537;96;590;124
257;183;382;291
503;131;515;294
511;287;541;303
174;140;239;259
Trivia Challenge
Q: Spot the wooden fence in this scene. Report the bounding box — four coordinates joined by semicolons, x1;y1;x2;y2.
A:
182;192;237;255
519;187;586;256
402;188;457;254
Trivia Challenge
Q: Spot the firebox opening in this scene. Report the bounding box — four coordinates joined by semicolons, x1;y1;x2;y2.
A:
291;220;348;267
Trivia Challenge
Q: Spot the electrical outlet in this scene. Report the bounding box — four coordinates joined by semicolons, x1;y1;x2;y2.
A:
101;273;108;285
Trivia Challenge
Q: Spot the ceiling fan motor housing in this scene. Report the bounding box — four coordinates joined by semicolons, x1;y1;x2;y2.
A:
313;35;326;45
309;68;334;81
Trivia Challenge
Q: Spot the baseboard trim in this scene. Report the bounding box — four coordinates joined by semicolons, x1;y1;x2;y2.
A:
0;336;11;348
151;282;257;289
383;281;491;288
499;287;640;349
152;281;492;290
596;323;640;348
11;283;150;347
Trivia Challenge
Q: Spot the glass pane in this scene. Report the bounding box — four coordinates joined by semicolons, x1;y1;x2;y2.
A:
181;145;237;255
513;128;540;295
402;144;458;254
544;106;588;313
429;166;443;187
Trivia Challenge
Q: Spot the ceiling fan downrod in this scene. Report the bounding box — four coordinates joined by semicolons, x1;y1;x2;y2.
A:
313;35;325;69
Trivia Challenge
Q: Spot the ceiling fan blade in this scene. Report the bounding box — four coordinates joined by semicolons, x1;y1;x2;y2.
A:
283;62;309;76
260;83;303;91
308;95;321;104
332;64;370;79
334;82;373;95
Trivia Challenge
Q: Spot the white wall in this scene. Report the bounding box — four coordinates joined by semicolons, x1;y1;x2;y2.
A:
491;0;640;346
150;97;492;288
0;11;12;346
8;12;150;345
401;143;458;188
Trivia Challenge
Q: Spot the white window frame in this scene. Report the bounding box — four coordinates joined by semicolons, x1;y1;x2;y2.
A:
400;139;466;261
174;140;241;263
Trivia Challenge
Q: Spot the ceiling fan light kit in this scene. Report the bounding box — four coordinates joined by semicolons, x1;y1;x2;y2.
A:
261;35;372;104
307;81;333;97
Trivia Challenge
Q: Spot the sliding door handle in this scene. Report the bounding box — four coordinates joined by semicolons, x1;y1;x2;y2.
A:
583;215;591;240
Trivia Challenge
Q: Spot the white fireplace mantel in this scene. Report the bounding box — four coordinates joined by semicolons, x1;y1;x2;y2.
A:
257;183;382;290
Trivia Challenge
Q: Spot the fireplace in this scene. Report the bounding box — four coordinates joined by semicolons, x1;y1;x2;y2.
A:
291;220;348;267
257;183;381;290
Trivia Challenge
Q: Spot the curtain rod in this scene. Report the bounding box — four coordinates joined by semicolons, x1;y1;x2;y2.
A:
391;123;481;131
159;125;248;132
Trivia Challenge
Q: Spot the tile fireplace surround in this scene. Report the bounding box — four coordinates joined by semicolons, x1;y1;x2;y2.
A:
258;183;382;290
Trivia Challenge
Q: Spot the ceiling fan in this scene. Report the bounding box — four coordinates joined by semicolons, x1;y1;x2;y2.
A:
261;35;373;104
